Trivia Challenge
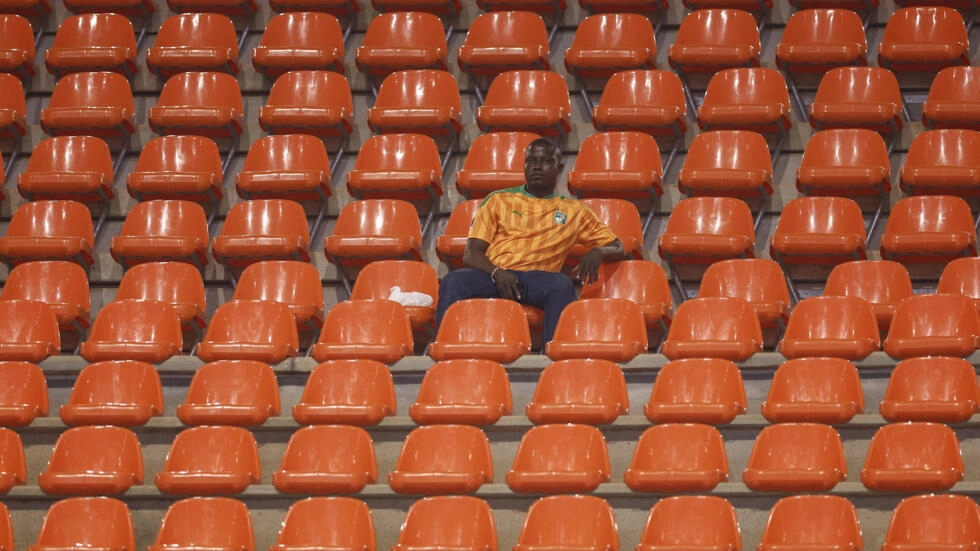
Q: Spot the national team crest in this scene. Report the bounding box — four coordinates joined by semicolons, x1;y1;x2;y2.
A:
554;210;567;225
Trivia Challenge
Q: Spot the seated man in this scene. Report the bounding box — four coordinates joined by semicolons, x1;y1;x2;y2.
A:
436;138;628;344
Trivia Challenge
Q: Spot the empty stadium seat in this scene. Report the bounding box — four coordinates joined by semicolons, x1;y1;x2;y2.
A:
636;496;740;551
393;496;497;551
454;131;539;199
409;358;512;425
883;293;980;359
762;357;864;423
251;12;344;79
578;260;672;337
507;423;611;493
45;13;136;78
146;13;239;77
0;361;47;426
212;199;312;280
148;71;243;141
79;300;182;364
878;6;969;73
644;357;747;424
349;260;439;334
861;421;964;492
879;195;977;269
1;260;90;335
0;73;26;143
233;260;324;334
369;0;457;38
743;422;847;492
476;70;572;139
273;425;377;494
698;258;790;331
624;424;729;492
513;495;618;551
258;70;353;156
900;128;980;201
149;497;254;551
435;199;480;269
38;425;143;495
758;495;862;551
697;69;791;162
545;298;648;362
270;0;359;35
824;260;912;333
31;497;134;551
0;428;24;494
110;200;210;270
525;358;628;425
126;136;224;219
60;360;163;426
778;295;880;360
456;11;550;104
428;298;530;363
116;261;206;343
922;65;980;129
177;359;280;426
311;299;414;364
938;256;980;312
40;72;135;145
880;356;980;423
881;493;980;551
661;297;763;362
273;498;374;551
355;11;447;94
196;299;300;364
809;66;904;148
388;424;493;494
0;14;34;79
156;426;261;495
0;503;9;551
0;300;61;362
292;358;396;426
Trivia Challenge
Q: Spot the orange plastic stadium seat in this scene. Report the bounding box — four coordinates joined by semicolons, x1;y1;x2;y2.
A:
0;14;35;79
37;425;143;495
762;357;864;423
356;11;447;93
349;260;439;333
388;424;493;494
196;299;300;364
211;199;311;277
311;299;414;364
624;424;729;492
879;195;978;268
506;423;611;493
30;497;134;551
146;13;238;78
476;70;571;138
0;73;26;140
126;136;223;216
699;66;791;146
149;497;254;551
45;13;136;78
861;421;964;492
148;71;243;139
59;360;163;427
292;358;396;425
758;495;862;551
513;495;618;551
259;70;353;143
273;425;377;494
232;260;323;334
1;260;90;335
236;134;331;213
900;128;980;198
880;356;980;423
429;299;530;363
18;135;114;216
116;261;206;341
636;496;740;551
457;11;549;103
939;256;980;313
177;360;280;426
545;298;648;362
878;6;969;73
393;496;497;551
882;493;980;551
409;358;512;426
661;297;763;362
156;426;260;495
525;358;628;425
435;199;480;269
80;299;182;363
0;361;47;426
474;0;565;40
251;12;344;80
778;295;880;360
578;260;672;336
668;9;760;84
809;66;904;140
823;261;911;332
367;69;462;142
110;200;210;270
273;498;374;551
40;72;135;141
0;301;61;362
0;428;25;493
698;258;790;330
454;132;539;199
644;357;747;424
743;422;847;492
922;66;980;129
884;293;980;359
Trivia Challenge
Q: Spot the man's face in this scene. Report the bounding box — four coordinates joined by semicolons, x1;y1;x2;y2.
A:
523;144;563;197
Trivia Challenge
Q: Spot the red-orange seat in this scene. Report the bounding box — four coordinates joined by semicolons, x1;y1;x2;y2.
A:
884;293;980;359
661;297;763;362
778;295;880;360
578;260;672;336
879;195;978;268
146;13;238;78
636;496;740;551
232;260;324;334
259;70;353;144
824;260;913;333
45;13;136;78
545;298;648;362
457;11;549;103
758;495;862;551
211;199;311;278
743;422;847;492
0;72;26;147
0;260;90;336
698;258;790;330
525;358;628;425
40;71;135;141
507;423;611;493
388;424;493;494
149;497;254;551
861;421;964;492
696;68;790;158
513;495;618;551
60;360;163;427
177;359;280;426
251;12;344;79
476;70;571;138
474;0;566;41
624;423;729;492
393;496;497;551
273;498;374;551
197;299;300;364
148;71;243;139
273;425;377;494
0;301;61;362
116;261;206;342
878;6;969;73
80;300;182;364
311;299;414;364
939;256;980;313
762;357;864;423
881;493;980;551
0;428;25;494
880;356;980;423
367;69;462;147
809;66;904;143
356;11;447;93
126;135;223;215
454;131;540;199
409;358;512;426
922;65;980;129
428;298;530;363
38;425;143;495
30;497;134;551
156;426;261;495
110;200;210;270
293;358;396;426
349;260;438;334
0;361;47;426
0;14;34;79
900;128;980;199
434;199;479;270
644;357;747;424
17;136;114;219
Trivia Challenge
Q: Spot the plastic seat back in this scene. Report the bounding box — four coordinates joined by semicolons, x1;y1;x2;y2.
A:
506;423;611;493
197;299;300;364
592;69;687;136
564;13;656;80
454;131;540;199
525;358;628;425
110;199;210;269
861;421;964;492
0;361;48;426
0;73;26;139
661;297;763;362
409;358;512;426
149;497;254;551
513;495;618;551
457;11;549;76
697;258;789;328
1;260;90;333
324;199;423;268
79;299;182;363
393;496;497;551
17;135;114;206
273;425;377;494
809;66;903;134
624;424;729;492
177;359;280;426
879;195;978;266
0;301;61;362
293;358;396;426
355;11;447;80
579;260;672;332
796;128;891;199
211;199;312;269
883;293;980;359
635;496;740;551
0;200;94;268
922;65;980;129
878;6;969;72
45;13;136;78
251;12;345;79
388;424;493;494
880;356;980;423
60;360;163;426
349;260;438;332
258;70;353;138
882;494;980;551
367;69;462;137
668;8;761;72
39;72;135;138
697;68;791;134
155;426;261;495
146;13;239;77
126;135;223;208
236;134;331;202
116;261;206;335
567;131;663;200
758;495;862;551
776;8;868;74
429;298;530;363
545;298;648;362
38;425;143;495
0;428;25;494
900;128;980;197
824;260;913;332
769;196;868;266
678;129;773;202
435;199;480;269
0;14;35;79
476;70;572;137
779;295;880;360
657;196;756;264
30;497;134;551
148;71;244;138
0;502;10;551
938;256;980;313
346;133;443;202
743;422;846;492
644;357;747;424
233;260;324;332
311;299;413;364
272;497;375;551
762;357;864;423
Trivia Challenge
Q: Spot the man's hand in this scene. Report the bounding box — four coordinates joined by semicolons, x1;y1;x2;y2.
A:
493;269;523;301
573;248;604;285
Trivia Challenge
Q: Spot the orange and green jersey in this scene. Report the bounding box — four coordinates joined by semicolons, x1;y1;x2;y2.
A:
468;185;618;272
